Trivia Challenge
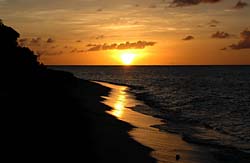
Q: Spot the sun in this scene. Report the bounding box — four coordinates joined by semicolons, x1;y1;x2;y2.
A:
120;53;135;65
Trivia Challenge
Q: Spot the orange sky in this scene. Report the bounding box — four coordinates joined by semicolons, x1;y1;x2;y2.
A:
1;0;250;65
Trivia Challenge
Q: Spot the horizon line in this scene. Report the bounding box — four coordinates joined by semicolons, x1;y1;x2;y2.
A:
47;64;250;66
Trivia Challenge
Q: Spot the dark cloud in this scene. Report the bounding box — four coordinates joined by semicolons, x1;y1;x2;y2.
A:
87;41;156;51
71;48;77;53
209;19;220;24
76;40;81;42
230;28;250;49
233;0;248;9
182;35;194;40
88;45;102;51
208;19;220;27
86;43;97;47
46;38;55;43
77;50;85;53
19;38;28;46
220;47;227;50
169;0;222;7
211;31;232;39
37;50;62;56
19;38;28;43
210;24;217;27
97;8;103;12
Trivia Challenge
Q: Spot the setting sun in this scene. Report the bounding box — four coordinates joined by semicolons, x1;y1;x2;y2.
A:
121;53;135;65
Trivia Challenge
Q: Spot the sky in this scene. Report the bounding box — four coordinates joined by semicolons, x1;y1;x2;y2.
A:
1;0;250;65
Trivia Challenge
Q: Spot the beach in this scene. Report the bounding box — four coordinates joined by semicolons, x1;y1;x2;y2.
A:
3;66;249;162
2;74;158;162
53;65;250;163
97;81;220;163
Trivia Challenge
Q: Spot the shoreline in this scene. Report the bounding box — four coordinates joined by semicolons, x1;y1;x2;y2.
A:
92;80;250;162
2;70;156;162
60;77;157;163
96;81;220;163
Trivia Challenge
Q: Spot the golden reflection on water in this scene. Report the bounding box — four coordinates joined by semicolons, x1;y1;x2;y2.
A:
96;81;211;163
108;87;127;118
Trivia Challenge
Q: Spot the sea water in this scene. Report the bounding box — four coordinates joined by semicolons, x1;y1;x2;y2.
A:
51;66;250;153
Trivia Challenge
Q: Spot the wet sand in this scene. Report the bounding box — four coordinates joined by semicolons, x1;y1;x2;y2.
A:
97;81;219;163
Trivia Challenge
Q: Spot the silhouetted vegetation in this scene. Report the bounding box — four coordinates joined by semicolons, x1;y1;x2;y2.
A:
1;20;42;80
0;20;156;163
0;20;92;161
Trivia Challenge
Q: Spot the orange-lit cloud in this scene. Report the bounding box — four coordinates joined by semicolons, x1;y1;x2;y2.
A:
19;38;28;46
182;35;194;40
96;8;103;12
169;0;221;7
233;0;248;9
37;50;62;56
87;41;156;51
211;31;233;39
46;38;55;43
230;28;250;49
30;37;41;45
208;19;220;27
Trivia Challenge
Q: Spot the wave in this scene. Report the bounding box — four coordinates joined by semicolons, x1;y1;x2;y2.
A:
51;66;250;157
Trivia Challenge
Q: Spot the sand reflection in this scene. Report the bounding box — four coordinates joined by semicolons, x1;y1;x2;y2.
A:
95;82;140;120
96;81;217;163
111;87;126;118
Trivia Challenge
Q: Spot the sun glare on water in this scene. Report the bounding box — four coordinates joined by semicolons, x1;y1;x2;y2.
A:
121;53;135;65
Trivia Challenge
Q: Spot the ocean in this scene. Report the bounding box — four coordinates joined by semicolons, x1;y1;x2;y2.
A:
51;66;250;153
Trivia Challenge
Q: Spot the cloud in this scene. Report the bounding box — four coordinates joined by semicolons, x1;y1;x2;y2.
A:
209;19;220;24
19;38;28;46
19;38;28;42
76;40;81;42
87;41;156;51
210;24;217;27
86;43;97;47
230;28;250;49
97;8;103;12
169;0;222;7
208;19;220;27
46;38;55;43
30;37;41;45
71;48;77;53
233;0;248;9
211;31;232;39
37;50;62;56
182;35;194;40
88;45;102;51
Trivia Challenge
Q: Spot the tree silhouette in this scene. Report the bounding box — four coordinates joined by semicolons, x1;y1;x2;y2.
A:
0;20;44;80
